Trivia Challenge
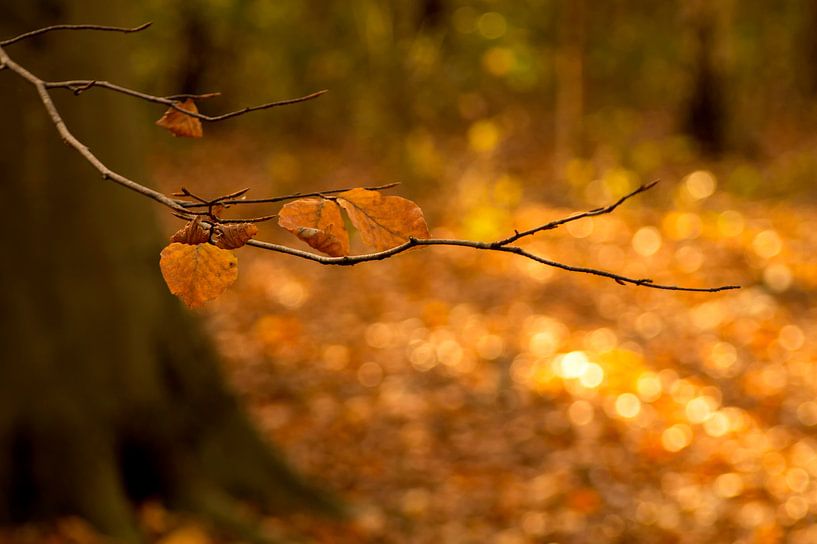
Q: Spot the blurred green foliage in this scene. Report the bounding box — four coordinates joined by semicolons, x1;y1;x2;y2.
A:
134;1;817;199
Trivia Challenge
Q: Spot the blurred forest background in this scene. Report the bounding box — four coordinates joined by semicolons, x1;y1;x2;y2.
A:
9;0;817;543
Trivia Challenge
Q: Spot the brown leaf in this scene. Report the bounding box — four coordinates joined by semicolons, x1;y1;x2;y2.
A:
170;217;210;245
210;203;225;218
214;223;258;249
155;99;203;138
278;198;350;256
159;242;238;308
337;188;429;251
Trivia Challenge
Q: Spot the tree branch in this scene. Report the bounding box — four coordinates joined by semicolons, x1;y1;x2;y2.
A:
0;45;184;212
178;182;402;208
244;237;739;293
0;22;152;47
494;179;660;245
44;79;326;122
0;23;740;294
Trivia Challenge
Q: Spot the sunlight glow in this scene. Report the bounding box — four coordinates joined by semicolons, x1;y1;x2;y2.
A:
685;396;717;424
558;351;589;379
615;393;641;419
717;210;745;237
579;363;605;389
636;372;662;402
713;473;743;498
685;170;717;200
468;120;500;152
753;230;783;259
632;227;662;257
662;424;693;452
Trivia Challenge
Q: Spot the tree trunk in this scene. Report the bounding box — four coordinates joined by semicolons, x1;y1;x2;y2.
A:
0;3;336;542
682;2;727;156
553;0;585;181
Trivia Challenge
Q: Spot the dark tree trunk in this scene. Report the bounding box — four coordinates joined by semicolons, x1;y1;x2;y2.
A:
683;7;726;156
0;2;336;542
801;0;817;96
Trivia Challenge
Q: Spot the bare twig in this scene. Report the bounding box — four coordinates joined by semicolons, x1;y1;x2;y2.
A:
202;89;328;122
178;182;402;208
495;180;660;245
0;23;740;294
1;22;152;47
244;237;739;293
166;92;221;101
45;79;326;122
171;188;276;223
219;214;278;224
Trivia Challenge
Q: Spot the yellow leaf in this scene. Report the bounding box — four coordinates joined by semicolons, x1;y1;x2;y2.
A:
278;198;350;256
338;188;429;251
159;243;238;308
155;99;203;138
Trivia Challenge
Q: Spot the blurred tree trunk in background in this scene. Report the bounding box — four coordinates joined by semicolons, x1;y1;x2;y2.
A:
176;0;216;95
802;0;817;97
553;0;584;180
0;1;334;542
682;1;727;156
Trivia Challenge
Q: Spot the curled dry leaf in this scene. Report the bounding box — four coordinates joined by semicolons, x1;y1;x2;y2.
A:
170;217;210;245
338;188;429;251
159;242;238;308
278;198;350;256
214;223;258;249
155;99;203;138
210;203;225;218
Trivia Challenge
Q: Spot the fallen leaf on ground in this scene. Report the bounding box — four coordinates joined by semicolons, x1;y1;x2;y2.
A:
278;198;350;256
155;99;203;138
159;242;238;307
338;188;429;251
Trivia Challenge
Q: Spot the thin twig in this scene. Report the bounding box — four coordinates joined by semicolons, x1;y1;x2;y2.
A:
1;22;152;47
178;182;401;208
45;79;326;122
166;91;221;101
176;187;210;205
245;237;740;293
495;180;660;246
214;187;251;201
218;214;278;224
203;90;328;122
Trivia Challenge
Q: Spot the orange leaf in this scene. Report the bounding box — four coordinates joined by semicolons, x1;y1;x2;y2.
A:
214;223;258;249
337;188;429;251
170;217;210;245
159;243;238;308
155;99;203;138
278;198;350;256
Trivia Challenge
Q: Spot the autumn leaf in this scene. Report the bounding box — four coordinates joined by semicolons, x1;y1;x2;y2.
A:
278;198;350;256
155;99;203;138
170;217;210;245
214;223;258;249
159;243;238;308
337;188;429;251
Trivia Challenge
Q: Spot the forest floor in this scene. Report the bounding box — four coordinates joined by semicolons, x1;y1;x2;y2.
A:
6;132;817;544
152;134;817;544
